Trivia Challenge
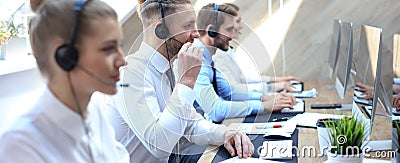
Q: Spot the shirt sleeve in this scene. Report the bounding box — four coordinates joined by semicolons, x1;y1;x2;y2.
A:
0;131;45;163
89;93;130;163
193;65;264;122
216;73;265;101
114;62;225;158
212;52;265;100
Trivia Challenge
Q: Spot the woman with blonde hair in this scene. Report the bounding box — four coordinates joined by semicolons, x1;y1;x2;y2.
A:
0;0;129;162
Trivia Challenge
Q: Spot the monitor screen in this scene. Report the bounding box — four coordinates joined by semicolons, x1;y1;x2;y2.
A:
352;26;380;86
335;21;353;99
374;35;393;117
352;25;392;119
351;25;383;140
394;34;400;78
328;19;342;78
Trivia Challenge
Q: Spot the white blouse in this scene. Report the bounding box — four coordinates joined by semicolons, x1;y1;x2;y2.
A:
0;87;129;163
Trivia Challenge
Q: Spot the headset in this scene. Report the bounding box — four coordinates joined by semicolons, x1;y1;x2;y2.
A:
155;0;170;39
154;1;180;161
208;3;219;38
54;1;96;162
55;0;88;71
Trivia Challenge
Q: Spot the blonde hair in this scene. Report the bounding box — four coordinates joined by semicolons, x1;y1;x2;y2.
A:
29;0;117;79
137;0;191;27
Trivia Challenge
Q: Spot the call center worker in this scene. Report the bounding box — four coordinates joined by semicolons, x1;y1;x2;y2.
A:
213;3;300;97
192;3;296;123
0;0;129;162
105;0;254;162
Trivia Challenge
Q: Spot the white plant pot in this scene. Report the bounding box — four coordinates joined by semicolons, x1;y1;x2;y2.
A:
327;151;362;163
0;44;6;60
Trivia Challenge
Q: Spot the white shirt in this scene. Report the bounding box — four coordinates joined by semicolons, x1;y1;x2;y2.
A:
224;47;272;83
0;87;129;163
214;47;269;100
107;42;228;163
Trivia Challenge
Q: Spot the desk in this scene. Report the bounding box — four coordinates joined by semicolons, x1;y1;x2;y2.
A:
198;80;392;162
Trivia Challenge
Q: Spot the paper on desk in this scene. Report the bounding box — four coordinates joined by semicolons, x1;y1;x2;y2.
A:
288;88;318;98
219;156;283;163
290;112;344;128
228;121;296;135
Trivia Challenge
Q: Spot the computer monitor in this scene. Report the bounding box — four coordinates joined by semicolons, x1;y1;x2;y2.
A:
352;25;392;119
328;19;342;78
351;25;379;109
394;34;400;78
335;21;353;99
372;36;393;118
352;25;382;110
352;25;393;150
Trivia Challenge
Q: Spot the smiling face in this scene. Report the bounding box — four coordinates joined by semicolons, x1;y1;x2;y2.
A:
163;5;200;58
74;17;125;95
213;14;235;51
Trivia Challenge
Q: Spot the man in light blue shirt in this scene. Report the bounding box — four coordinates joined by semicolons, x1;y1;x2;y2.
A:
193;3;296;123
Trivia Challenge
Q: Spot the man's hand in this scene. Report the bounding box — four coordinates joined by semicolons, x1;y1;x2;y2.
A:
355;82;374;100
261;92;296;112
271;81;296;92
177;43;204;89
223;131;254;158
393;94;400;112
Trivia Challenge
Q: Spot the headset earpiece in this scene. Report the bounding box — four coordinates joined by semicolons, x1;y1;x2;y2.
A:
55;0;88;72
55;44;79;71
155;23;169;39
208;25;218;38
155;0;170;40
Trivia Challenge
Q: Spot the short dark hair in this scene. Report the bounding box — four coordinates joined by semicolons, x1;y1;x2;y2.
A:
222;3;240;12
196;3;237;36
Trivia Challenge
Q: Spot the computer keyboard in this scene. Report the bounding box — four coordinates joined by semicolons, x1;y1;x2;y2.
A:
281;99;304;113
363;105;372;116
292;83;303;92
392;107;400;116
259;140;293;160
354;90;365;98
353;96;372;105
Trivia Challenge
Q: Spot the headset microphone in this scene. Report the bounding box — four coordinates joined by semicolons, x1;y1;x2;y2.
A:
170;37;184;46
119;83;130;87
76;65;129;87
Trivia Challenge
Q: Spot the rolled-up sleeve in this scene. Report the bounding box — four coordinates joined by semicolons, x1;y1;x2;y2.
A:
115;60;226;158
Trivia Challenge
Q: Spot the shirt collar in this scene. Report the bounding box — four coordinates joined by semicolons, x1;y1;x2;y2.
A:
194;38;213;65
41;86;85;142
140;42;170;73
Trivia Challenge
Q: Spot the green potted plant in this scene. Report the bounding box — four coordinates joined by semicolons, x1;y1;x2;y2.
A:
0;20;24;60
324;116;368;163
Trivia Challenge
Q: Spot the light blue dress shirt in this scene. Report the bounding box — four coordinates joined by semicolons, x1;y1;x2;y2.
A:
193;39;264;122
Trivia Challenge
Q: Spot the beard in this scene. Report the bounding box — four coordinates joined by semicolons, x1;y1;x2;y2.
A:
214;35;229;51
165;37;184;60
